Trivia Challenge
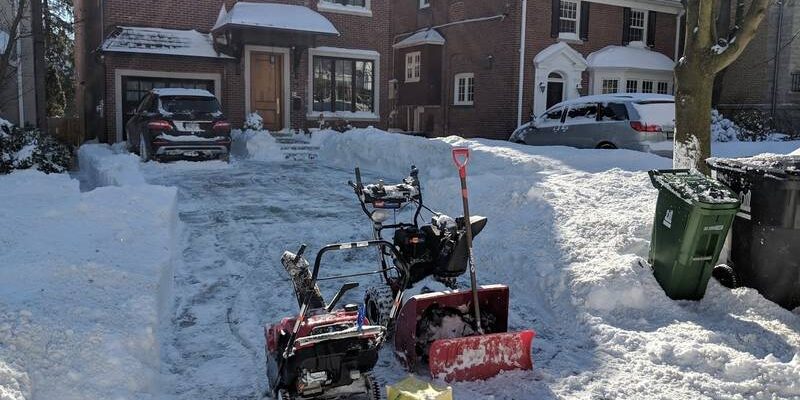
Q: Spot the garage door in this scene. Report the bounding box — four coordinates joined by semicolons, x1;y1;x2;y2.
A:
121;76;216;139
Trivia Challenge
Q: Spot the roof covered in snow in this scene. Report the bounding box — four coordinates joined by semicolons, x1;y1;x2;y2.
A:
150;88;216;98
587;45;675;71
212;2;339;36
101;27;230;59
393;29;445;49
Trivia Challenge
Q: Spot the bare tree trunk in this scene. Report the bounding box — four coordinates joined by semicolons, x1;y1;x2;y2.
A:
674;60;714;173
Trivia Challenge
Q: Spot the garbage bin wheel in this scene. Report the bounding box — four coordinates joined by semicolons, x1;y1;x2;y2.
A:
712;264;739;289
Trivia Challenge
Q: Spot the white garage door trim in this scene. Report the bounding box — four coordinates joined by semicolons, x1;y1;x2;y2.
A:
114;69;222;143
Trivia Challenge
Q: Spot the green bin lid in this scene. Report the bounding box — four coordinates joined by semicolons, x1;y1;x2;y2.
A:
649;169;740;208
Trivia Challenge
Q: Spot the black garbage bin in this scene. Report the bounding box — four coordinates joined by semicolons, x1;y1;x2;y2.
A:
707;155;800;310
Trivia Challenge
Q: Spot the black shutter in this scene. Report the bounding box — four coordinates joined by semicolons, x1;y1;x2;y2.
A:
551;0;560;38
622;7;631;45
647;11;657;47
579;2;590;41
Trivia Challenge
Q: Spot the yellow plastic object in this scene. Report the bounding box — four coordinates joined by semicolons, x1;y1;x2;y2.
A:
386;375;453;400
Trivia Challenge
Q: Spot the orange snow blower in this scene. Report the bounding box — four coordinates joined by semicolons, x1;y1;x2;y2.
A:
393;148;535;382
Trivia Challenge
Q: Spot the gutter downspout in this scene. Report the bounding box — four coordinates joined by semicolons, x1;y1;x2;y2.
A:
674;9;685;62
517;0;527;127
771;1;784;117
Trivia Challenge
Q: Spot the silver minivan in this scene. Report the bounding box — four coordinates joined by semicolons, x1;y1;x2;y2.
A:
509;94;675;155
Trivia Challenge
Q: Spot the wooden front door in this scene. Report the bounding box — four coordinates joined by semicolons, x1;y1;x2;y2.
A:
250;52;284;131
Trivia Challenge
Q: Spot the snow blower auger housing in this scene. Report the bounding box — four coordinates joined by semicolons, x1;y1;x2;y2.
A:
265;241;411;400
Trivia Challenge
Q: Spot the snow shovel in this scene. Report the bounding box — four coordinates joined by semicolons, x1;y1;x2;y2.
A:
426;148;535;382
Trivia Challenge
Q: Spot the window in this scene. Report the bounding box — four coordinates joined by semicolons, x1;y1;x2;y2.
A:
629;9;647;43
566;103;598;124
454;73;475;105
657;81;669;94
793;72;800;92
405;51;421;83
559;0;579;38
642;80;654;93
320;0;366;7
599;103;628;121
626;80;638;93
312;56;374;113
601;79;619;94
419;0;430;9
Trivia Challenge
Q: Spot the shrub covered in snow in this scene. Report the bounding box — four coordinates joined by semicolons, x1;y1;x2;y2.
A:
243;112;264;131
710;110;740;142
733;109;773;142
0;118;71;174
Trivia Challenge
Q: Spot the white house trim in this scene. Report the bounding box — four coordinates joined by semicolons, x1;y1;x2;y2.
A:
317;0;373;17
114;69;222;143
244;45;291;132
533;42;587;118
586;0;682;14
307;46;381;121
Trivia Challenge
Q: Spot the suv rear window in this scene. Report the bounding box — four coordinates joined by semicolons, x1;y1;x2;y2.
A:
159;96;221;116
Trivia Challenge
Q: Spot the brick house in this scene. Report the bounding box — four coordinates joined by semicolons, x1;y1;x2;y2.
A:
715;2;800;134
74;0;683;143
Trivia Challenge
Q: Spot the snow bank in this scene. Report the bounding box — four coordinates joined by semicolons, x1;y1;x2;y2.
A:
230;129;284;161
78;143;145;189
317;129;800;398
0;170;178;399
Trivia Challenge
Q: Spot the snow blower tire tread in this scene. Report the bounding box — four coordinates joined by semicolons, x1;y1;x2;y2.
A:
365;285;395;337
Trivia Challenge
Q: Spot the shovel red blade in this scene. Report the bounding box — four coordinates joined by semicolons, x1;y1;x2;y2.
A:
428;330;535;382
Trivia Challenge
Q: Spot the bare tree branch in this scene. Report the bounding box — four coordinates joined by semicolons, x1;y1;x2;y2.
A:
0;0;28;96
711;0;773;72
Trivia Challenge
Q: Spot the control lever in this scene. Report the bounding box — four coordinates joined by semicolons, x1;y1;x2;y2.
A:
293;244;307;264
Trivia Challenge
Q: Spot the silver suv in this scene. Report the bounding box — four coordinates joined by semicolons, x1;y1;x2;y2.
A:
509;94;675;156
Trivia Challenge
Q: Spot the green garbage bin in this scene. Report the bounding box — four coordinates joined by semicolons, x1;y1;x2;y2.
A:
648;169;740;300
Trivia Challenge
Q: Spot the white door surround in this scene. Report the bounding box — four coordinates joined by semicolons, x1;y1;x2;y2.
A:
244;45;291;132
532;42;587;118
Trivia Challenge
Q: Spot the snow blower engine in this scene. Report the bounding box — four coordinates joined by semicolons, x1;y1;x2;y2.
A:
348;166;487;302
265;241;411;400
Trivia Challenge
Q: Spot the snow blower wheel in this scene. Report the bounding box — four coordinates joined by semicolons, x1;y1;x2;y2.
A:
364;285;395;336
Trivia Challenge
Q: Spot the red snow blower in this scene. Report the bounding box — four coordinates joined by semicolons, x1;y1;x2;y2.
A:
395;148;535;382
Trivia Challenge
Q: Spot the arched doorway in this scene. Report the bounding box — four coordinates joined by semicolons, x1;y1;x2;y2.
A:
546;72;564;109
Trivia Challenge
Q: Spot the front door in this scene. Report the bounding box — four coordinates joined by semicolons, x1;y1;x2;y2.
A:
546;82;564;110
250;52;284;132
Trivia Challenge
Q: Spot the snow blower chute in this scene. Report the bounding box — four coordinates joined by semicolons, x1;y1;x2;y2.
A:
393;148;535;382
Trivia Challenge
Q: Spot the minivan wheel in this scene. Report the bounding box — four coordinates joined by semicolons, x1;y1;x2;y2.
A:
596;142;617;150
139;135;150;162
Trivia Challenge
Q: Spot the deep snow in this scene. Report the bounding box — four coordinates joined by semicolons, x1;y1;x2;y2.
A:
0;168;178;399
3;130;799;399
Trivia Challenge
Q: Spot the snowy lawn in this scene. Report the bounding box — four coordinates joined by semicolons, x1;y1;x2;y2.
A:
0;166;178;400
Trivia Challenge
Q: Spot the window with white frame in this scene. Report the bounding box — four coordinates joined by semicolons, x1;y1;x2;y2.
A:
312;56;375;113
626;80;638;93
419;0;430;9
405;51;421;83
559;0;579;38
454;73;475;105
601;79;619;94
641;80;653;93
320;0;367;7
657;81;669;94
629;9;647;43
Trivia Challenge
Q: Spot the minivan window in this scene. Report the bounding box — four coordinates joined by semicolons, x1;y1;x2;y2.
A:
599;102;628;121
159;96;221;115
545;107;563;121
566;103;598;123
631;101;675;126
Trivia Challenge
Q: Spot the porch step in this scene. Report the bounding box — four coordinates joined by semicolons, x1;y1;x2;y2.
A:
279;144;320;161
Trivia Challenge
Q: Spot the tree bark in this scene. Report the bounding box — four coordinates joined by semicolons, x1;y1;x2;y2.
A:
674;60;714;174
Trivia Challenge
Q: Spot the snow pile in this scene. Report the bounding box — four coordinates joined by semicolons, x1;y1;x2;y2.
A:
230;129;284;161
0;170;178;399
101;26;229;59
78;143;145;189
243;112;263;131
317;129;800;398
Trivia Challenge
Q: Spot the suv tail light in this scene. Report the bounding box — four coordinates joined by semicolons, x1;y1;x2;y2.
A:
213;121;231;133
148;120;173;131
630;121;662;133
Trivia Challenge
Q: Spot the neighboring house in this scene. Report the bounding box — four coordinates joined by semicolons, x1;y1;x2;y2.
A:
75;0;683;143
0;0;43;128
715;2;800;134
